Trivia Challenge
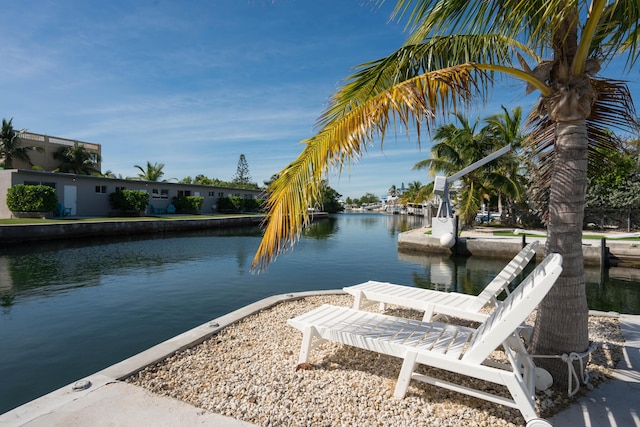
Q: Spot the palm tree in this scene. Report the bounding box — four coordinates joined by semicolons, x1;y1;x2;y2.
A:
102;170;124;179
399;180;420;204
482;106;528;221
413;113;499;225
53;145;101;175
0;118;38;169
252;0;639;383
134;161;168;182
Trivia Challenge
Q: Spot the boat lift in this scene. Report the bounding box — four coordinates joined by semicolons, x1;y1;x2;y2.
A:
432;144;512;246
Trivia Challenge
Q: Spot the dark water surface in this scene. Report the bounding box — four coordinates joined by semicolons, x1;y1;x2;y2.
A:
1;213;638;413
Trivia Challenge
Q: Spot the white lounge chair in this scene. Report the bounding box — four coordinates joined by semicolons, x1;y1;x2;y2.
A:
344;240;540;322
288;253;562;427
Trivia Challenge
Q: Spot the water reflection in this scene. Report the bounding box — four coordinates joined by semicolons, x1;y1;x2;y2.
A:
0;227;263;308
586;267;640;313
399;250;640;314
385;214;425;236
302;217;339;239
398;251;527;296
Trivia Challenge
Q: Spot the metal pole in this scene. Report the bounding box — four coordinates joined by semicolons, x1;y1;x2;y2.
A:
600;237;608;289
453;216;459;255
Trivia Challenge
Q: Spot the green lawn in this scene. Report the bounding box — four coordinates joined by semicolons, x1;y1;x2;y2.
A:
492;230;639;241
420;228;639;241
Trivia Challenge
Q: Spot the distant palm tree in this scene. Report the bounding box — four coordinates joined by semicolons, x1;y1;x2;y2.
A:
53;145;101;175
101;170;123;179
0;118;39;169
134;161;168;182
399;181;424;204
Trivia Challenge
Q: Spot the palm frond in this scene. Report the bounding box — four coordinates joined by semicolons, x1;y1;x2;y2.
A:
591;0;640;70
389;0;577;51
252;65;486;270
319;34;521;129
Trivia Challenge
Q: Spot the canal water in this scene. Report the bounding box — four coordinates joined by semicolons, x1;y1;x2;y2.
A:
1;213;639;413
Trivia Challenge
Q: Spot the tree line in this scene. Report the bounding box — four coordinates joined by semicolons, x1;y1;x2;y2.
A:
346;108;639;230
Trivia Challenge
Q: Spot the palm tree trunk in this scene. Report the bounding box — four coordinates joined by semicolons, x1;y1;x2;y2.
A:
530;121;590;385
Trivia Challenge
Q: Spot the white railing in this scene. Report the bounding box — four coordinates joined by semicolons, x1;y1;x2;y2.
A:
20;132;45;142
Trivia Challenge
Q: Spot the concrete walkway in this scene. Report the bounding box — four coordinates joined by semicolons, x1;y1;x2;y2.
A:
548;314;640;427
1;291;638;427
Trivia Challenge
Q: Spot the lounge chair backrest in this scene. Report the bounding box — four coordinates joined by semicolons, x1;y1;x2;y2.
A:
467;240;540;312
463;253;562;364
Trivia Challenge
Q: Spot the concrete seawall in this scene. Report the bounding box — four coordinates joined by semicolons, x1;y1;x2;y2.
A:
398;228;640;268
0;215;265;244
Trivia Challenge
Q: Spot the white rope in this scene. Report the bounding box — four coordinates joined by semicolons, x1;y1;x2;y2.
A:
531;342;596;396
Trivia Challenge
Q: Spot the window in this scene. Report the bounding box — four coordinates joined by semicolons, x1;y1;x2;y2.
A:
178;190;192;197
217;192;224;198
151;189;160;199
42;182;56;189
95;185;107;194
115;186;126;192
160;189;169;199
24;181;39;186
208;191;216;197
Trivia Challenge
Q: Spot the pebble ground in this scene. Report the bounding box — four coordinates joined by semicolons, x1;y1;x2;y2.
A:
128;294;623;427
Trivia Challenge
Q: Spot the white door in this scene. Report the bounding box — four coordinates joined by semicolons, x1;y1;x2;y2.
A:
63;185;77;215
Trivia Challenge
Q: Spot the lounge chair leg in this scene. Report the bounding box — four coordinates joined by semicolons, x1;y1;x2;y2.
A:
421;304;436;321
353;291;364;309
501;372;539;423
298;327;324;364
394;350;418;398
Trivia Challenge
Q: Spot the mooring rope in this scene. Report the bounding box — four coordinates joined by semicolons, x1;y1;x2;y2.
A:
531;342;596;396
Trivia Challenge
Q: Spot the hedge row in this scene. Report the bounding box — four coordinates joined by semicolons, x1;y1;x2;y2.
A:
6;184;58;212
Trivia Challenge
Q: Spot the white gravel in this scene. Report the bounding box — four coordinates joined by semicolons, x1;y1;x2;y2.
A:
128;294;623;427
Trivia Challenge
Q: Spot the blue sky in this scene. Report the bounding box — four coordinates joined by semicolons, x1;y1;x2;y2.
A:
2;1;639;200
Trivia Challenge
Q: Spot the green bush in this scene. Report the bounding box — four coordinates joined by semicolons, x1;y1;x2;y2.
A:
109;189;149;212
216;196;264;213
217;196;243;212
6;184;58;212
171;195;204;213
243;198;265;212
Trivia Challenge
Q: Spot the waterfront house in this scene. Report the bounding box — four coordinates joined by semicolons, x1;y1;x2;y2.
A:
0;131;263;218
0;169;263;218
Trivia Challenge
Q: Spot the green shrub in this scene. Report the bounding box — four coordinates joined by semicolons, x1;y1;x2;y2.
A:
217;196;243;212
216;196;264;213
109;189;149;212
6;184;58;212
171;195;204;213
243;198;265;212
